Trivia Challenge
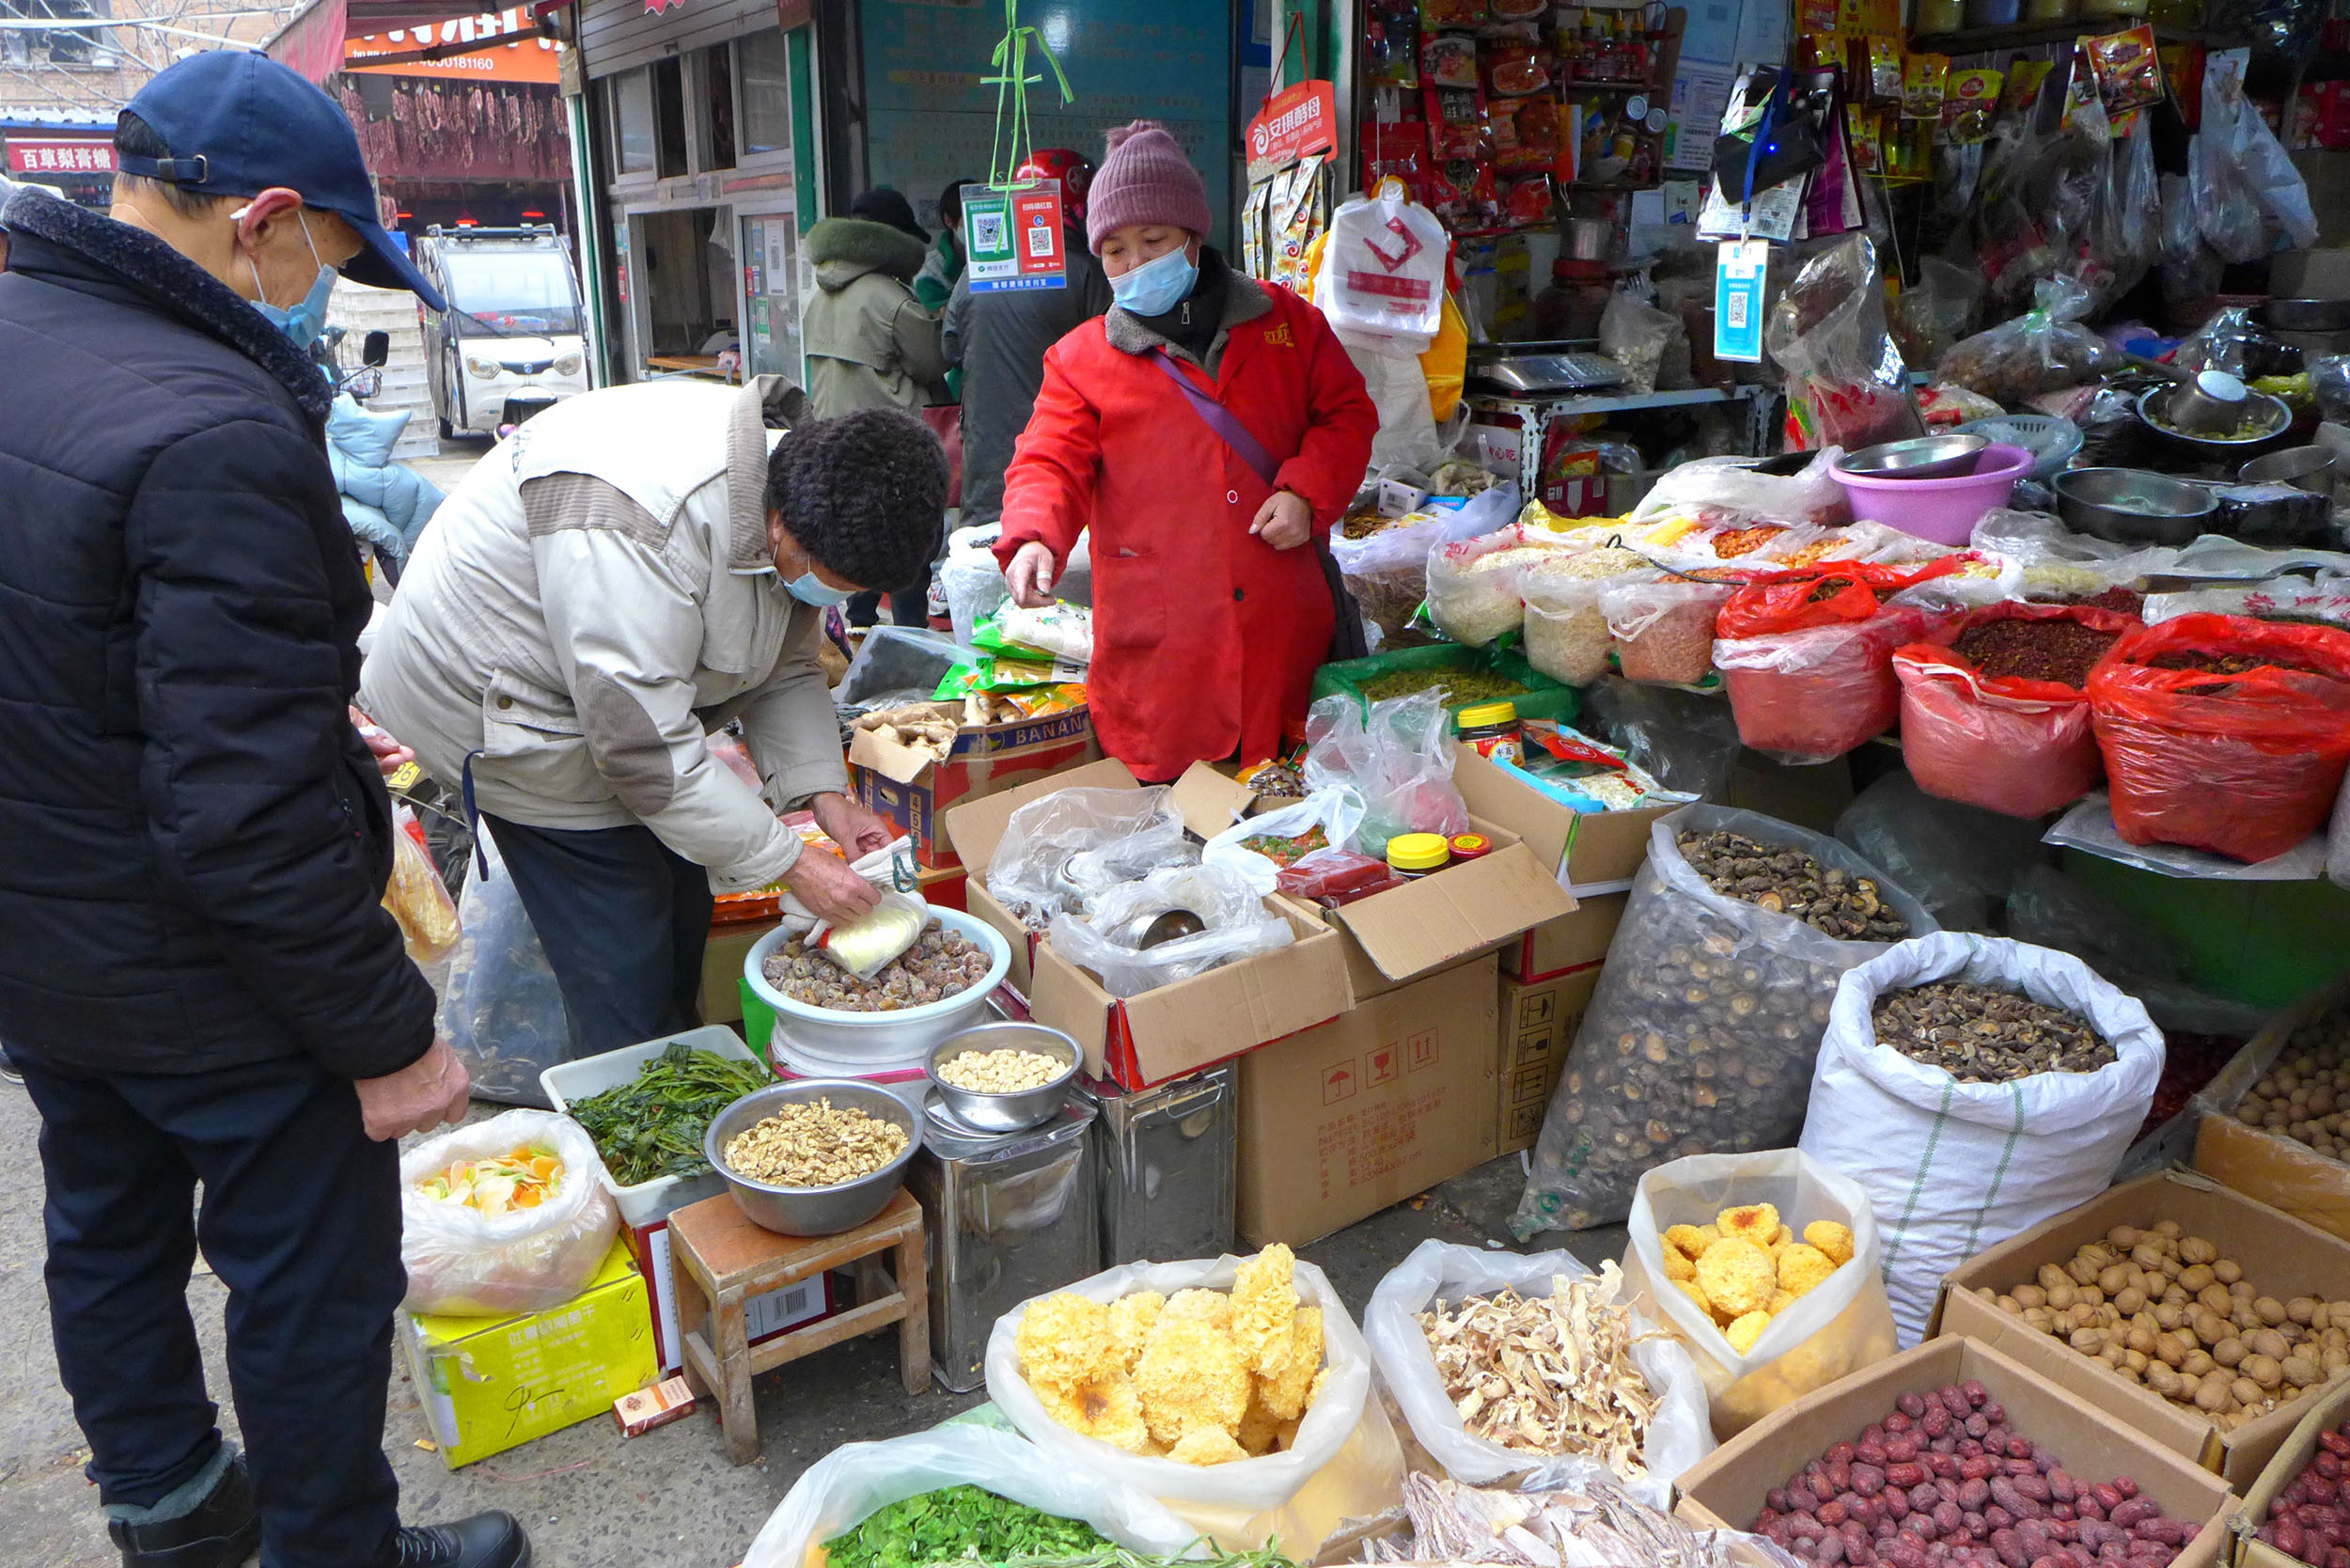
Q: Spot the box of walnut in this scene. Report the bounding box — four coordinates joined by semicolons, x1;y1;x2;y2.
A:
1931;1169;2350;1488
1672;1336;2239;1568
2233;1374;2350;1568
2191;977;2350;1249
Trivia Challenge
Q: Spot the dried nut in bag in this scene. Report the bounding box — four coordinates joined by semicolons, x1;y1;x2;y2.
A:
1871;980;2113;1083
1679;830;1911;941
1418;1262;1657;1473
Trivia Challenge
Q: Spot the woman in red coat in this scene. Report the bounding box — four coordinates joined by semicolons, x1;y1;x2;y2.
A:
995;121;1377;783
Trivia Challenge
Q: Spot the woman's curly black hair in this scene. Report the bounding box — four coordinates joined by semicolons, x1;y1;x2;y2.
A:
763;406;948;591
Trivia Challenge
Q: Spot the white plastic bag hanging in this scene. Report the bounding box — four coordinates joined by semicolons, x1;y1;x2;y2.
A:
1317;178;1449;349
743;1426;1202;1568
1618;1150;1900;1436
400;1107;619;1317
1799;932;2166;1345
1302;689;1469;855
1199;790;1370;891
1362;1239;1715;1505
985;1255;1405;1553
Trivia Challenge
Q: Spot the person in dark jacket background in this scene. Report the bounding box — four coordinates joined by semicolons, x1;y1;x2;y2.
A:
0;53;523;1568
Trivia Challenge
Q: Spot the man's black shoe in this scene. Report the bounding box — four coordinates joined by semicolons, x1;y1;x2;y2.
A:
393;1512;531;1568
107;1451;259;1568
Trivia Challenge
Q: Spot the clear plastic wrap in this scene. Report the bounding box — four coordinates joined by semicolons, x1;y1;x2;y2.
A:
1425;525;1553;647
1523;570;1643;687
1334;484;1520;642
1600;289;1682;396
1892;258;1985;369
1362;1239;1716;1505
2001;866;2274;1037
1602;576;1734;685
382;802;459;966
1715;608;1925;764
1618;1150;1899;1435
1624;449;1854;529
399;1108;619;1317
985;786;1195;927
1936;276;2120;404
1199;790;1369;889
1801;932;2167;1344
838;624;970;708
1512;805;1937;1235
1764;235;1926;452
743;1426;1202;1568
1303;689;1469;855
2204;55;2318;252
1048;864;1296;999
1581;677;1746;803
438;828;567;1108
1832;773;2044;933
2086;614;2350;863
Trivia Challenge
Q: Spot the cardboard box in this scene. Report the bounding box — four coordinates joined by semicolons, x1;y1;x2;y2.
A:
1674;1336;2237;1568
700;919;778;1026
2184;975;2350;1247
2234;1375;2350;1568
1502;894;1626;981
1497;963;1601;1154
399;1238;660;1467
622;1215;834;1377
1237;955;1501;1247
1452;745;1677;897
944;759;1354;1090
1171;762;1577;1003
1932;1168;2350;1488
850;707;1099;870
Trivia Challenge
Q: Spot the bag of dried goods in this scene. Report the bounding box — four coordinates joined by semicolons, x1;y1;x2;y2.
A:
2086;614;2350;864
1333;484;1518;643
744;1426;1200;1568
1893;603;2140;819
1512;806;1935;1236
984;1247;1405;1553
1936;276;2121;404
1426;525;1563;647
1602;575;1736;686
1800;931;2166;1344
1303;689;1470;856
1764;235;1928;452
1625;450;1854;529
1618;1150;1897;1435
1363;1239;1714;1504
382;803;459;966
1521;549;1652;686
400;1107;619;1316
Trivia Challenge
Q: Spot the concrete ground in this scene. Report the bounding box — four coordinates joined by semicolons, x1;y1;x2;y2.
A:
0;1071;1626;1568
409;434;495;497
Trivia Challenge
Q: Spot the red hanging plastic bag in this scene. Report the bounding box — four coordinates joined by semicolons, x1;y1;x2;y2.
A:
2086;613;2350;863
1713;557;1964;640
1893;604;2140;820
1716;607;1929;763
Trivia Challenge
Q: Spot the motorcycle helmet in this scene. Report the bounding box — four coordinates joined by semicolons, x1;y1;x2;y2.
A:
1013;148;1094;224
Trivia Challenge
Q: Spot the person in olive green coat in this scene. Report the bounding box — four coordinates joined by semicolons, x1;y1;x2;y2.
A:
801;211;946;416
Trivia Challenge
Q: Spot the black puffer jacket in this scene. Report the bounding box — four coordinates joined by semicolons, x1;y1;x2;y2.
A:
0;192;435;1079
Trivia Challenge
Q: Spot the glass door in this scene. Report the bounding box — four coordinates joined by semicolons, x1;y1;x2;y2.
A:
738;211;803;384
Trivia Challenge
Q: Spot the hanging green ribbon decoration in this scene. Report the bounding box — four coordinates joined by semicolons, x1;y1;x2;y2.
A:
983;0;1074;191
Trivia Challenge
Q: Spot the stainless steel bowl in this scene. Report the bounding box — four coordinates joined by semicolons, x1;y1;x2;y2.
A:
924;1022;1082;1135
2053;467;2220;548
703;1079;922;1236
2258;298;2350;334
2133;383;2293;450
1840;432;1991;479
2239;445;2339;495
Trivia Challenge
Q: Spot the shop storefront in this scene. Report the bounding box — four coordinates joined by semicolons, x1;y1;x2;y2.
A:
2;118;117;209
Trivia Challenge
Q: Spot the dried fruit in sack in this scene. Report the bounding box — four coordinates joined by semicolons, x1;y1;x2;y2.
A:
2087;614;2350;863
1678;829;1911;940
1662;1200;1859;1341
1872;980;2114;1082
762;920;994;1011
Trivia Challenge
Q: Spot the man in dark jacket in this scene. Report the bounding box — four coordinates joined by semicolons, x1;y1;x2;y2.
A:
0;53;525;1568
941;149;1114;527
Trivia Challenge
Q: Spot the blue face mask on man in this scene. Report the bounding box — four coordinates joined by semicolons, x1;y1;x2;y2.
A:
236;206;337;351
1109;243;1198;318
783;571;857;607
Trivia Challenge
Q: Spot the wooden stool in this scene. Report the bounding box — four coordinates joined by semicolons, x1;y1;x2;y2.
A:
666;1188;929;1465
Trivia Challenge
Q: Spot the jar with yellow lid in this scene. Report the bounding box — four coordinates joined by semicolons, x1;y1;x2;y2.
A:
1454;700;1522;764
1386;833;1452;879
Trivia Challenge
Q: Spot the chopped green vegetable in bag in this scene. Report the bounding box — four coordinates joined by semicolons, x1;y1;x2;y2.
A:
822;1486;1110;1568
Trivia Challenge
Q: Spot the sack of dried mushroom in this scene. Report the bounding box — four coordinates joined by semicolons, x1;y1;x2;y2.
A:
1801;931;2165;1346
1363;1240;1714;1508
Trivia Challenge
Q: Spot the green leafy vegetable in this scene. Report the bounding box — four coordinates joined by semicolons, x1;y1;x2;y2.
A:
823;1487;1110;1568
564;1043;774;1185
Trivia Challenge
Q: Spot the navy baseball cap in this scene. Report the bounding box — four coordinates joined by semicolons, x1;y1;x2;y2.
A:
118;51;446;310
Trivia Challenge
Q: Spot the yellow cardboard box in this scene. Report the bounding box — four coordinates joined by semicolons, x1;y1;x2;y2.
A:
400;1237;658;1467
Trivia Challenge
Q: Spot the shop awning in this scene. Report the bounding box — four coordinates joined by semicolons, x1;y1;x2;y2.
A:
265;0;566;82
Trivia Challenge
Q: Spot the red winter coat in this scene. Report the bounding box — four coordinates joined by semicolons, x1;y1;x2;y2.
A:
995;275;1376;782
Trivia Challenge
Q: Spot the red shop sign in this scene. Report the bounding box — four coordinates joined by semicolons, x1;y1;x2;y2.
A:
1246;79;1338;181
8;138;115;176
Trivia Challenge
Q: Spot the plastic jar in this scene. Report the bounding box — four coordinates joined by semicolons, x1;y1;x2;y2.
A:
1454;700;1522;763
2025;0;2077;19
1915;0;1965;30
1448;833;1495;863
1386;833;1452;879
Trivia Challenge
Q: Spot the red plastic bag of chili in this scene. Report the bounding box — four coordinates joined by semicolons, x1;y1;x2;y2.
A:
1710;559;1963;763
1892;603;2141;819
2087;613;2350;863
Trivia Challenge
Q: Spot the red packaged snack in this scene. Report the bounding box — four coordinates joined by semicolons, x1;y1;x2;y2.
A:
1361;119;1432;205
1419;0;1485;28
1422;80;1493;160
1421;33;1480;88
1511;94;1560;165
1501;173;1555;226
1276;850;1405;906
2087;614;2350;862
1894;603;2139;819
1483;40;1550;98
2086;24;2165;117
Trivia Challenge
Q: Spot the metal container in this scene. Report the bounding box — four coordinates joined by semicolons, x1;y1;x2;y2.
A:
2259;298;2350;334
2134;382;2293;452
1085;1065;1237;1268
925;1021;1082;1135
744;908;1011;1059
2239;445;2339;495
905;1097;1097;1393
703;1079;923;1237
2053;467;2220;548
1841;432;1990;479
1566;217;1614;261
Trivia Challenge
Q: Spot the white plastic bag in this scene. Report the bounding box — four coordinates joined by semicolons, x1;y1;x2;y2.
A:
1618;1150;1900;1437
1199;790;1369;891
1362;1239;1715;1505
1048;863;1296;999
778;835;920;939
986;786;1196;925
1318;180;1449;348
807;890;932;980
1331;484;1519;643
1626;450;1852;529
743;1426;1202;1568
1425;525;1551;647
1303;689;1469;856
1799;932;2166;1345
986;1255;1405;1553
2205;55;2318;251
1347;343;1446;471
400;1107;619;1317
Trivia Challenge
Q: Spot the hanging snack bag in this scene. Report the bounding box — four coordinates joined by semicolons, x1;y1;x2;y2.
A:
2087;613;2350;863
1420;0;1485;26
1893;602;2139;820
2086;25;2165;118
1483;40;1549;99
1421;34;1480;88
1512;805;1935;1235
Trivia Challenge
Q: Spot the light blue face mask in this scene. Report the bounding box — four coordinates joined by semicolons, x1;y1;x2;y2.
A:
239;208;337;351
784;571;857;607
1110;243;1198;318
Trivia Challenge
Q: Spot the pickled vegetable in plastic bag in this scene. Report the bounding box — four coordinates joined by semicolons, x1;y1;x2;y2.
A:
810;891;932;981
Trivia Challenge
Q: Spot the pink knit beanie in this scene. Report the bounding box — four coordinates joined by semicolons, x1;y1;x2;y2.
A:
1084;120;1213;253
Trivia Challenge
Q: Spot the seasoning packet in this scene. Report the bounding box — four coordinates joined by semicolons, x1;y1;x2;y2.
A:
1420;0;1485;28
1939;67;2003;143
1422;33;1480;87
1999;58;2053;117
2086;24;2165;117
1422;79;1494;159
1866;36;1905;103
1903;51;1949;120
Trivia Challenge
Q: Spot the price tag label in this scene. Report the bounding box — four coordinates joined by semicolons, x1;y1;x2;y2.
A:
1714;238;1769;363
965;179;1068;294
